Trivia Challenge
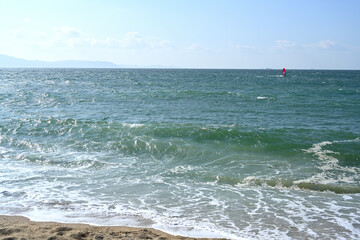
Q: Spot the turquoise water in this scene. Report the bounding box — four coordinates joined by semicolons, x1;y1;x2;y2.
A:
0;69;359;239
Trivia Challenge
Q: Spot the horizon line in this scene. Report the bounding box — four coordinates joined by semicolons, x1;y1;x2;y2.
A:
1;67;359;71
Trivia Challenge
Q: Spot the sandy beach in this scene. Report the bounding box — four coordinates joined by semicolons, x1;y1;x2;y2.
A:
0;215;222;240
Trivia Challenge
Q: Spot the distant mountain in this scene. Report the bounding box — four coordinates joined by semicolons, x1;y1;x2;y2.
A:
0;54;119;68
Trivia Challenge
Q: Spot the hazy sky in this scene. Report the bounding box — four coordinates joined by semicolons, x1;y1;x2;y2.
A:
1;0;360;69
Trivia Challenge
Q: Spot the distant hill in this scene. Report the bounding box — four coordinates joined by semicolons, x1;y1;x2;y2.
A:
0;54;119;68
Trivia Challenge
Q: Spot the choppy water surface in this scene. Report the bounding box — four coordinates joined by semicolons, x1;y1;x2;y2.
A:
0;69;359;239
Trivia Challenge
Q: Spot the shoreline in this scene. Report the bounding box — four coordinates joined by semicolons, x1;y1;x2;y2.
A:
0;215;225;240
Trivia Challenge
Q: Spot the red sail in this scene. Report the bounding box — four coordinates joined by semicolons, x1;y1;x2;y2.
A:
282;68;286;76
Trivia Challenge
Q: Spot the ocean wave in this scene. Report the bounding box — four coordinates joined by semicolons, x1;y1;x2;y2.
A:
2;117;271;148
2;116;359;190
204;175;360;194
239;177;360;194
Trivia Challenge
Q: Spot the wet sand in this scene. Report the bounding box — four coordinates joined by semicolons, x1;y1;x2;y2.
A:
0;215;223;240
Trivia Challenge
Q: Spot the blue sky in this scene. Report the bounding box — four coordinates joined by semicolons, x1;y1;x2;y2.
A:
1;0;360;69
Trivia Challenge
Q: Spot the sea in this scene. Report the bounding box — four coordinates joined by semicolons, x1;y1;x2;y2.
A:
0;68;359;239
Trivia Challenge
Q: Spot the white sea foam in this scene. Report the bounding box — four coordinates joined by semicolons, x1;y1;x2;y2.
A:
301;138;360;185
122;123;144;128
168;165;197;174
343;195;353;200
2;162;360;239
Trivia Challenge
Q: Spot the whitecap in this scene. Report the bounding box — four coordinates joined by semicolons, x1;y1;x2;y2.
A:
302;139;360;185
122;123;144;128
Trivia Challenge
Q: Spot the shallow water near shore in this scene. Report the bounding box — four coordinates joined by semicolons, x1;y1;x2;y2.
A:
1;68;359;239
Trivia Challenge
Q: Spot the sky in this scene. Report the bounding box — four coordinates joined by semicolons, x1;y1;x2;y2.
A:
1;0;360;69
